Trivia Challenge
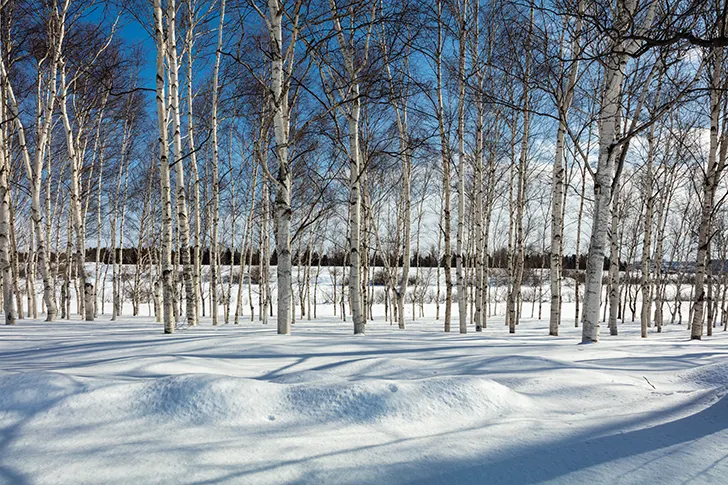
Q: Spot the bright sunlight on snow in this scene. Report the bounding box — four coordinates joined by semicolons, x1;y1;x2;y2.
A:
1;313;727;485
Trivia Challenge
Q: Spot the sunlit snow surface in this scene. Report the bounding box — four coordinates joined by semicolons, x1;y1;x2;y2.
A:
1;309;727;485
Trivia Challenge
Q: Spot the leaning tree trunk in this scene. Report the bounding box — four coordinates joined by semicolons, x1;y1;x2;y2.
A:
1;48;59;321
581;41;627;341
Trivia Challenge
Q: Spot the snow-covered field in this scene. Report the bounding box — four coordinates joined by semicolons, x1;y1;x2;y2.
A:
1;309;727;485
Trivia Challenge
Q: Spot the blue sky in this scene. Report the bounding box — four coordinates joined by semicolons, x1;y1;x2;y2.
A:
85;2;157;88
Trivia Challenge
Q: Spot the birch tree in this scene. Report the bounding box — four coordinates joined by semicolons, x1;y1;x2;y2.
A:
581;0;656;343
549;0;583;336
691;42;727;339
325;0;378;335
154;0;175;333
454;0;468;334
209;0;226;326
0;76;13;325
251;0;304;335
0;0;68;321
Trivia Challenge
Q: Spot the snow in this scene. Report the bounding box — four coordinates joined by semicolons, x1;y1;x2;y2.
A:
1;310;727;485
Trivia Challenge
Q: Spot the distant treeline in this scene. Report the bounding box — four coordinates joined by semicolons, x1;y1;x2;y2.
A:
13;247;614;271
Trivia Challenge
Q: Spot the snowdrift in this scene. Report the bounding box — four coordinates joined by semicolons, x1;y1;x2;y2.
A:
0;371;532;429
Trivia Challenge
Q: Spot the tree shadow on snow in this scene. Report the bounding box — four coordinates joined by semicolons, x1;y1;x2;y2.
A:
402;391;728;485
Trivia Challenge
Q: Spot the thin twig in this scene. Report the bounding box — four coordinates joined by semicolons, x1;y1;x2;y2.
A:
643;376;656;390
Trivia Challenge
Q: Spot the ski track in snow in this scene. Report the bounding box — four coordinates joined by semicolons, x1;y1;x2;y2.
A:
1;311;727;485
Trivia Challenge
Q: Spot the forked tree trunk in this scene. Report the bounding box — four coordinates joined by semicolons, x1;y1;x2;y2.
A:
582;0;656;343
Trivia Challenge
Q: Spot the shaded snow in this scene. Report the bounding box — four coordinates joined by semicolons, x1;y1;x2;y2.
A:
1;311;727;484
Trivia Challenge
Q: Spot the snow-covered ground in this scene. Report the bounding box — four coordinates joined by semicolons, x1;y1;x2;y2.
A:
1;308;727;485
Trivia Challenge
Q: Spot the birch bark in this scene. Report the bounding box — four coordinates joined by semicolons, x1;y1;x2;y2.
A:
691;46;725;340
582;0;656;343
154;0;175;333
549;2;582;335
0;85;13;325
455;0;468;334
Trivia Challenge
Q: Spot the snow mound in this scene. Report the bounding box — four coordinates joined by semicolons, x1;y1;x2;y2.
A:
0;371;82;414
679;362;728;389
134;374;285;425
286;376;531;424
0;371;530;429
133;374;530;426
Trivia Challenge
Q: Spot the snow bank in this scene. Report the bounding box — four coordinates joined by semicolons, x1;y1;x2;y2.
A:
2;371;531;429
287;376;531;424
2;318;728;485
678;362;728;390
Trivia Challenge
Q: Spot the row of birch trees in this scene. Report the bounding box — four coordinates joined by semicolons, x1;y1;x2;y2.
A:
2;0;728;342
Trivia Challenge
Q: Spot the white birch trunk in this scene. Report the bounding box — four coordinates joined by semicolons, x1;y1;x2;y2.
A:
0;88;14;325
166;0;196;327
0;24;62;321
186;0;201;325
582;0;655;342
59;67;94;321
549;5;582;335
691;47;725;340
347;97;364;334
455;0;468;334
265;0;293;334
209;0;226;326
639;125;657;337
608;182;620;336
154;0;175;333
